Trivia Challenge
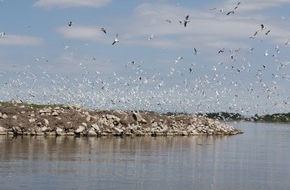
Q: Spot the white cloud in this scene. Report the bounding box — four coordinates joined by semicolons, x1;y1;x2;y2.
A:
116;2;290;51
34;0;112;9
0;34;43;46
223;0;290;12
57;26;107;42
55;2;290;51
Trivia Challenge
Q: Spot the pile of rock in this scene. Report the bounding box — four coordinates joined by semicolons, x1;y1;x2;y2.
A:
0;103;243;137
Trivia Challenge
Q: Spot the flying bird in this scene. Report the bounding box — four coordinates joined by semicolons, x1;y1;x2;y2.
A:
68;21;73;27
265;30;271;35
264;49;269;56
101;28;107;34
112;34;119;45
148;33;154;41
180;15;190;27
194;48;199;55
184;15;190;27
218;48;225;54
175;56;183;63
260;24;265;30
227;11;235;15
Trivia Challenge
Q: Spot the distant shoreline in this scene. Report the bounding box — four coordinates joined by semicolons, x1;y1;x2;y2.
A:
199;112;290;123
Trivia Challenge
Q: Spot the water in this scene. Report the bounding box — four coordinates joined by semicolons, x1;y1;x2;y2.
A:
0;122;290;190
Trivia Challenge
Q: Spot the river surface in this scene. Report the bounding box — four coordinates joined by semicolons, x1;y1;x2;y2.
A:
0;122;290;190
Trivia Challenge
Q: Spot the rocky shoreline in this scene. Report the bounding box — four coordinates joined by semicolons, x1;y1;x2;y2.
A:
0;102;243;137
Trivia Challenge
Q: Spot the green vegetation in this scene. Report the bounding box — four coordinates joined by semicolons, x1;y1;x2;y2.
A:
199;112;290;123
252;113;290;123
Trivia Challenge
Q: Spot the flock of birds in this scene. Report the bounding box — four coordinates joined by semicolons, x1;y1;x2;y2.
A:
0;1;289;115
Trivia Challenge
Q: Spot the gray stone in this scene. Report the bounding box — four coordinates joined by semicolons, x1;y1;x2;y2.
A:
0;126;7;135
75;125;86;134
113;127;123;134
87;128;98;136
1;113;8;119
41;126;49;132
56;127;65;136
44;119;49;126
91;124;100;132
133;112;147;124
52;111;59;116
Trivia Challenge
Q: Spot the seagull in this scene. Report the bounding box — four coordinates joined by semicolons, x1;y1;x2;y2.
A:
194;48;199;55
235;1;242;8
184;15;190;27
0;32;5;37
218;48;225;54
265;30;271;35
175;56;183;63
101;28;107;34
227;11;235;15
285;39;290;45
148;33;154;41
249;30;258;38
164;19;172;23
264;49;269;57
180;15;190;27
68;21;73;27
248;47;254;53
112;34;119;45
260;24;265;30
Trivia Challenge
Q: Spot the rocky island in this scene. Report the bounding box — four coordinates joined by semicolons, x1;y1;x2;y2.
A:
0;101;243;137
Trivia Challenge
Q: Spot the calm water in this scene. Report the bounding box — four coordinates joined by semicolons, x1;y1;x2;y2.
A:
0;122;290;190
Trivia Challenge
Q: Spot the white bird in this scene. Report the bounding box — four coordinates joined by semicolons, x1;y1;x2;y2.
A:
175;56;183;64
179;15;190;27
183;15;190;27
264;49;269;57
0;32;5;37
148;34;154;41
112;34;119;45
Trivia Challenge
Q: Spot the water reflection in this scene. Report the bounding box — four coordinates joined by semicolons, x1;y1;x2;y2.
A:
0;123;290;190
1;135;228;162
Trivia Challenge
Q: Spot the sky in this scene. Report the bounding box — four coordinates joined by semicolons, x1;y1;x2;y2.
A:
0;0;290;115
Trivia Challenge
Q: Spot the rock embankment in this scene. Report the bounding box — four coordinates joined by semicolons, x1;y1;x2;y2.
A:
0;102;243;137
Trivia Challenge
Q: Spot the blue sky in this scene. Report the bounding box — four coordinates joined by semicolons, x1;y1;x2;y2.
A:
0;0;290;115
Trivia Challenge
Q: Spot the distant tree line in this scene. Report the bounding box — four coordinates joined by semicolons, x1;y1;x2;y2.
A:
252;113;290;123
198;112;290;123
